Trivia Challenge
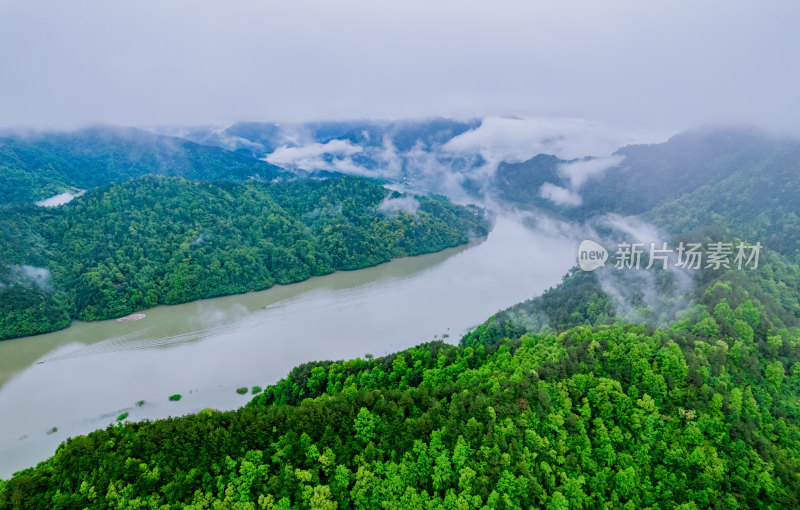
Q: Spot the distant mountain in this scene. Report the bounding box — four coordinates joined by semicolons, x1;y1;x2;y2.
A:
644;144;800;264
161;119;486;193
0;125;288;203
492;154;572;204
581;127;795;218
492;127;798;220
304;118;481;153
173;118;481;156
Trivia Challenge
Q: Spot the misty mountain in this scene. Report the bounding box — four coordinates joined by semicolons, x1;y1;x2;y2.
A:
0;125;288;203
492;127;798;219
491;154;572;204
468;126;800;346
174;118;480;156
304;118;481;153
488;127;800;264
162;118;486;191
171;122;800;235
645;145;800;264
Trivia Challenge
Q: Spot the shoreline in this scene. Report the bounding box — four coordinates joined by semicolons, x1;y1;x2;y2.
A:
0;237;487;343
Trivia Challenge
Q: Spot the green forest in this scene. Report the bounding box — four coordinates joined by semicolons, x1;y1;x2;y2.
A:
0;175;488;340
492;128;800;266
2;0;799;503
2;248;799;508
3;126;800;508
0;126;287;203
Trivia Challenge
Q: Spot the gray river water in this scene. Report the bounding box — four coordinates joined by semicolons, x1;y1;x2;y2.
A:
0;215;578;478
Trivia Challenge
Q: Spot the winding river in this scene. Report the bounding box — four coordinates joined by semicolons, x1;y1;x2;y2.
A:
0;215;578;478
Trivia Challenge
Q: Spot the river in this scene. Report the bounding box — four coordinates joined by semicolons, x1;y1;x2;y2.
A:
0;215;578;478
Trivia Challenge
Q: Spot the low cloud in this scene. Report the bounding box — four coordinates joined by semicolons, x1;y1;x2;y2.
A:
256;117;659;201
260;122;483;196
539;154;626;208
190;233;208;247
35;190;85;207
443;117;644;163
539;183;582;207
592;213;662;245
265;139;364;172
558;155;624;190
375;134;404;178
377;195;420;217
4;265;52;291
440;117;656;205
582;214;696;326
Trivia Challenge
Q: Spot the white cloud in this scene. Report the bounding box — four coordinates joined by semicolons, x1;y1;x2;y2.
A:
7;265;52;290
558;155;625;190
376;134;403;177
265;139;363;172
539;183;582;207
585;215;696;327
443;117;646;162
377;195;420;217
593;213;662;244
34;190;85;207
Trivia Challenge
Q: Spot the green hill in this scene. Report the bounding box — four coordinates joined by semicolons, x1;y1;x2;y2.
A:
644;146;800;264
2;257;799;507
493;127;799;223
0;175;488;340
2;127;800;508
0;126;288;204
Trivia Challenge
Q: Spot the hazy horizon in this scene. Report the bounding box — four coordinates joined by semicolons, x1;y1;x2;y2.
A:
1;0;798;134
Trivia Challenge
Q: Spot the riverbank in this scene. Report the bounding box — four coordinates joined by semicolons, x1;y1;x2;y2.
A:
0;216;578;478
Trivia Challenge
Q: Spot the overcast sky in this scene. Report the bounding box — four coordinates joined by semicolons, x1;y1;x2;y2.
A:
1;0;798;132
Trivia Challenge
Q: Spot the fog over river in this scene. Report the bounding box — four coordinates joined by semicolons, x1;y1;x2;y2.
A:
0;215;579;478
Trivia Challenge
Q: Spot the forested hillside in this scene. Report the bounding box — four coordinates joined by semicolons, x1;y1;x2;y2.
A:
644;146;800;265
2;126;800;508
493;128;799;222
0;176;487;340
0;126;287;203
462;234;800;347
2;250;799;508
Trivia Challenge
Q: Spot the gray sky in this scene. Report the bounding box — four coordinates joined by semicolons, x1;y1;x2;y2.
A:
1;0;798;132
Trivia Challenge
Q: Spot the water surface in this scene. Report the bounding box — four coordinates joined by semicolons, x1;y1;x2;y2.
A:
0;216;578;478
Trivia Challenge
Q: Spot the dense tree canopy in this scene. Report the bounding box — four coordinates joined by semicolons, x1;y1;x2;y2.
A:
0;175;488;340
2;259;799;508
492;128;798;222
2;125;800;508
0;126;287;203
